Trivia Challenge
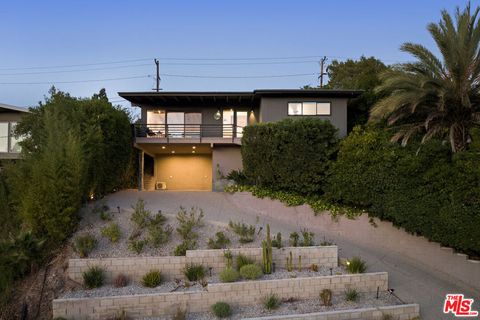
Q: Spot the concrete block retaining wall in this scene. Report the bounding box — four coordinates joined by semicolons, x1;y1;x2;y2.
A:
245;304;420;320
68;246;337;283
53;272;387;319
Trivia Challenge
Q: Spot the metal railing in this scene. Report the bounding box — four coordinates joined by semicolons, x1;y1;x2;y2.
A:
133;123;244;143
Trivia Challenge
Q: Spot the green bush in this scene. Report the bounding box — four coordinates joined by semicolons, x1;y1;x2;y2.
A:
320;288;332;306
239;264;263;280
325;126;480;256
174;240;196;256
263;293;281;310
176;207;204;241
208;231;231;249
241;118;339;194
83;266;104;289
74;234;97;258
219;268;240;283
142;269;162;287
300;229;315;246
236;254;255;271
289;232;299;247
345;288;359;301
131;199;151;228
228;220;255;243
272;232;282;249
148;224;172;247
128;239;146;254
101;223;122;243
346;257;367;274
183;263;206;281
211;301;232;318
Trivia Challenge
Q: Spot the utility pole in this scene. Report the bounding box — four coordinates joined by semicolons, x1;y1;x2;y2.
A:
319;56;328;88
154;59;160;92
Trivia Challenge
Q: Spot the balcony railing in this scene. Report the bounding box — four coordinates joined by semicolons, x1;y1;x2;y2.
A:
133;124;244;143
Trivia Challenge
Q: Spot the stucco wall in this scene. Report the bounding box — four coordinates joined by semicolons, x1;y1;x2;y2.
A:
68;246;338;283
53;272;388;319
259;97;348;137
212;145;242;180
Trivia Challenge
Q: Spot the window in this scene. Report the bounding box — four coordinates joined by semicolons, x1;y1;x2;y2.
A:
288;102;331;116
0;123;8;152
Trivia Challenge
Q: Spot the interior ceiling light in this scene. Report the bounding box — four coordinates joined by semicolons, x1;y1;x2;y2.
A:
161;146;166;149
171;150;175;154
192;146;196;149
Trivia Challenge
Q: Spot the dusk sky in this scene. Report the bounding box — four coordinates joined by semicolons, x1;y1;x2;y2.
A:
0;0;473;110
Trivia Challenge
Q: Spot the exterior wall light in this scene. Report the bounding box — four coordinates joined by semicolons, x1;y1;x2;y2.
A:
214;109;221;120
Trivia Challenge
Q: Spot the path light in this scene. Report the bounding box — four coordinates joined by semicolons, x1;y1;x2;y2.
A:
329;267;333;276
272;262;276;273
209;267;213;277
117;206;121;214
376;286;379;299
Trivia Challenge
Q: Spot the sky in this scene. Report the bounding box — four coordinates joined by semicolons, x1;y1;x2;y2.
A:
0;0;475;110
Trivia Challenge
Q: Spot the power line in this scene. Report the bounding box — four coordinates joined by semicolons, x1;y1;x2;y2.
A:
0;64;151;76
0;58;153;71
160;73;318;79
0;75;151;85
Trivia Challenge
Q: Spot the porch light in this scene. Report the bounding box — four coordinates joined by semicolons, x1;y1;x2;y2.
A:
214;109;221;120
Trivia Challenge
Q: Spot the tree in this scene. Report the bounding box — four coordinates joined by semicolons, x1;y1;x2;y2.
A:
370;3;480;152
326;56;388;131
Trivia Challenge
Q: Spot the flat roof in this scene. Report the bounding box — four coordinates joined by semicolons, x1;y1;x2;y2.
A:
119;89;363;107
0;103;29;114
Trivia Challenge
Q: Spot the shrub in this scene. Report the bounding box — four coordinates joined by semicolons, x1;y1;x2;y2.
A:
207;231;231;249
176;207;204;241
131;199;151;228
142;269;162;287
310;264;319;272
219;268;240;283
325;126;480;256
320;289;332;306
345;288;359;302
226;169;249;185
74;234;97;258
300;229;315;246
239;264;263;280
172;307;187;320
148;224;172;247
211;302;232;318
128;239;146;254
242;118;338;194
272;232;282;248
101;223;121;243
174;240;196;256
263;293;281;310
149;211;167;226
183;263;206;281
83;266;104;289
114;274;129;288
236;254;255;271
289;232;299;247
346;257;367;274
228;220;255;243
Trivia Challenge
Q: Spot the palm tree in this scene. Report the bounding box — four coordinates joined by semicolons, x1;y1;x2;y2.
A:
370;3;480;152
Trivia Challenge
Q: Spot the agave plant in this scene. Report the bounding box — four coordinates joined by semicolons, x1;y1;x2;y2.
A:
371;3;480;152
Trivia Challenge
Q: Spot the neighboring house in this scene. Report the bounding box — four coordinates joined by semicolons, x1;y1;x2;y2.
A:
0;103;28;161
119;89;361;191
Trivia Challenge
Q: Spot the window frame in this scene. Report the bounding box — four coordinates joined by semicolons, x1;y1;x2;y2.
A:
287;101;331;116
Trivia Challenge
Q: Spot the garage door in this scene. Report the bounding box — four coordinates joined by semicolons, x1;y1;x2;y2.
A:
155;154;212;191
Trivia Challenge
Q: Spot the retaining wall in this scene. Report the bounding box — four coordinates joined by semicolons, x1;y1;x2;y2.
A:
53;272;387;319
68;246;337;283
245;304;420;320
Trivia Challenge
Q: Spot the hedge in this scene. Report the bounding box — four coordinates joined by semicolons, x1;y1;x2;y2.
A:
325;126;480;256
241;118;339;194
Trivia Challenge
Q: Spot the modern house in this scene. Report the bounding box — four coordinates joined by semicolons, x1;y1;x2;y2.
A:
0;103;28;161
119;89;361;191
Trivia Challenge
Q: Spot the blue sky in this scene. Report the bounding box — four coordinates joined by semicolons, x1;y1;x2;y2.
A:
0;0;474;108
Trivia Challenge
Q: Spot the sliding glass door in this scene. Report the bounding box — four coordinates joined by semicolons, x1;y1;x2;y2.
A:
166;112;202;138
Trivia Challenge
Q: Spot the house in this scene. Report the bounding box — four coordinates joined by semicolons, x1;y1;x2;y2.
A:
0;103;28;161
119;89;362;191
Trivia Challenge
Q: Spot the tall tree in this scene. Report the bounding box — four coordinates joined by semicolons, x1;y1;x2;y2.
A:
326;56;388;130
370;3;480;152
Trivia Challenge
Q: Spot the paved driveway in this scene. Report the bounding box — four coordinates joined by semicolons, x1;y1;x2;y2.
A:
105;190;479;320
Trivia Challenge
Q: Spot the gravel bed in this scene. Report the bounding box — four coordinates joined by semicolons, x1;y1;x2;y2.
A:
70;202;267;258
146;292;402;320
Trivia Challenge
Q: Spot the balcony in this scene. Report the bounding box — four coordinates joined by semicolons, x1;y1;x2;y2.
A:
133;124;244;145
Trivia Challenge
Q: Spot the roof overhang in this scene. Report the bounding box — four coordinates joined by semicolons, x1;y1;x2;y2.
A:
0;103;29;114
118;89;363;107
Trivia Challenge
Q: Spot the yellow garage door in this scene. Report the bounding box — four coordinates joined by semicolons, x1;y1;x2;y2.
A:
155;154;212;191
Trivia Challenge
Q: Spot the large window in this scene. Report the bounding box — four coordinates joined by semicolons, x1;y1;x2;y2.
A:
0;123;8;152
288;102;331;116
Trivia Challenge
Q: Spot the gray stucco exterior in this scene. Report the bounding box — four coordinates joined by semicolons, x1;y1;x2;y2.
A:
259;97;348;137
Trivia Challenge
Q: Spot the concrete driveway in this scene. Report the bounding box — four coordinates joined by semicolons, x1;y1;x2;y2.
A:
104;190;479;320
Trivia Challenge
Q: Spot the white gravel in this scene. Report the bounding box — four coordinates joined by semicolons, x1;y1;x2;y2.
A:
145;292;402;319
70;202;267;258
